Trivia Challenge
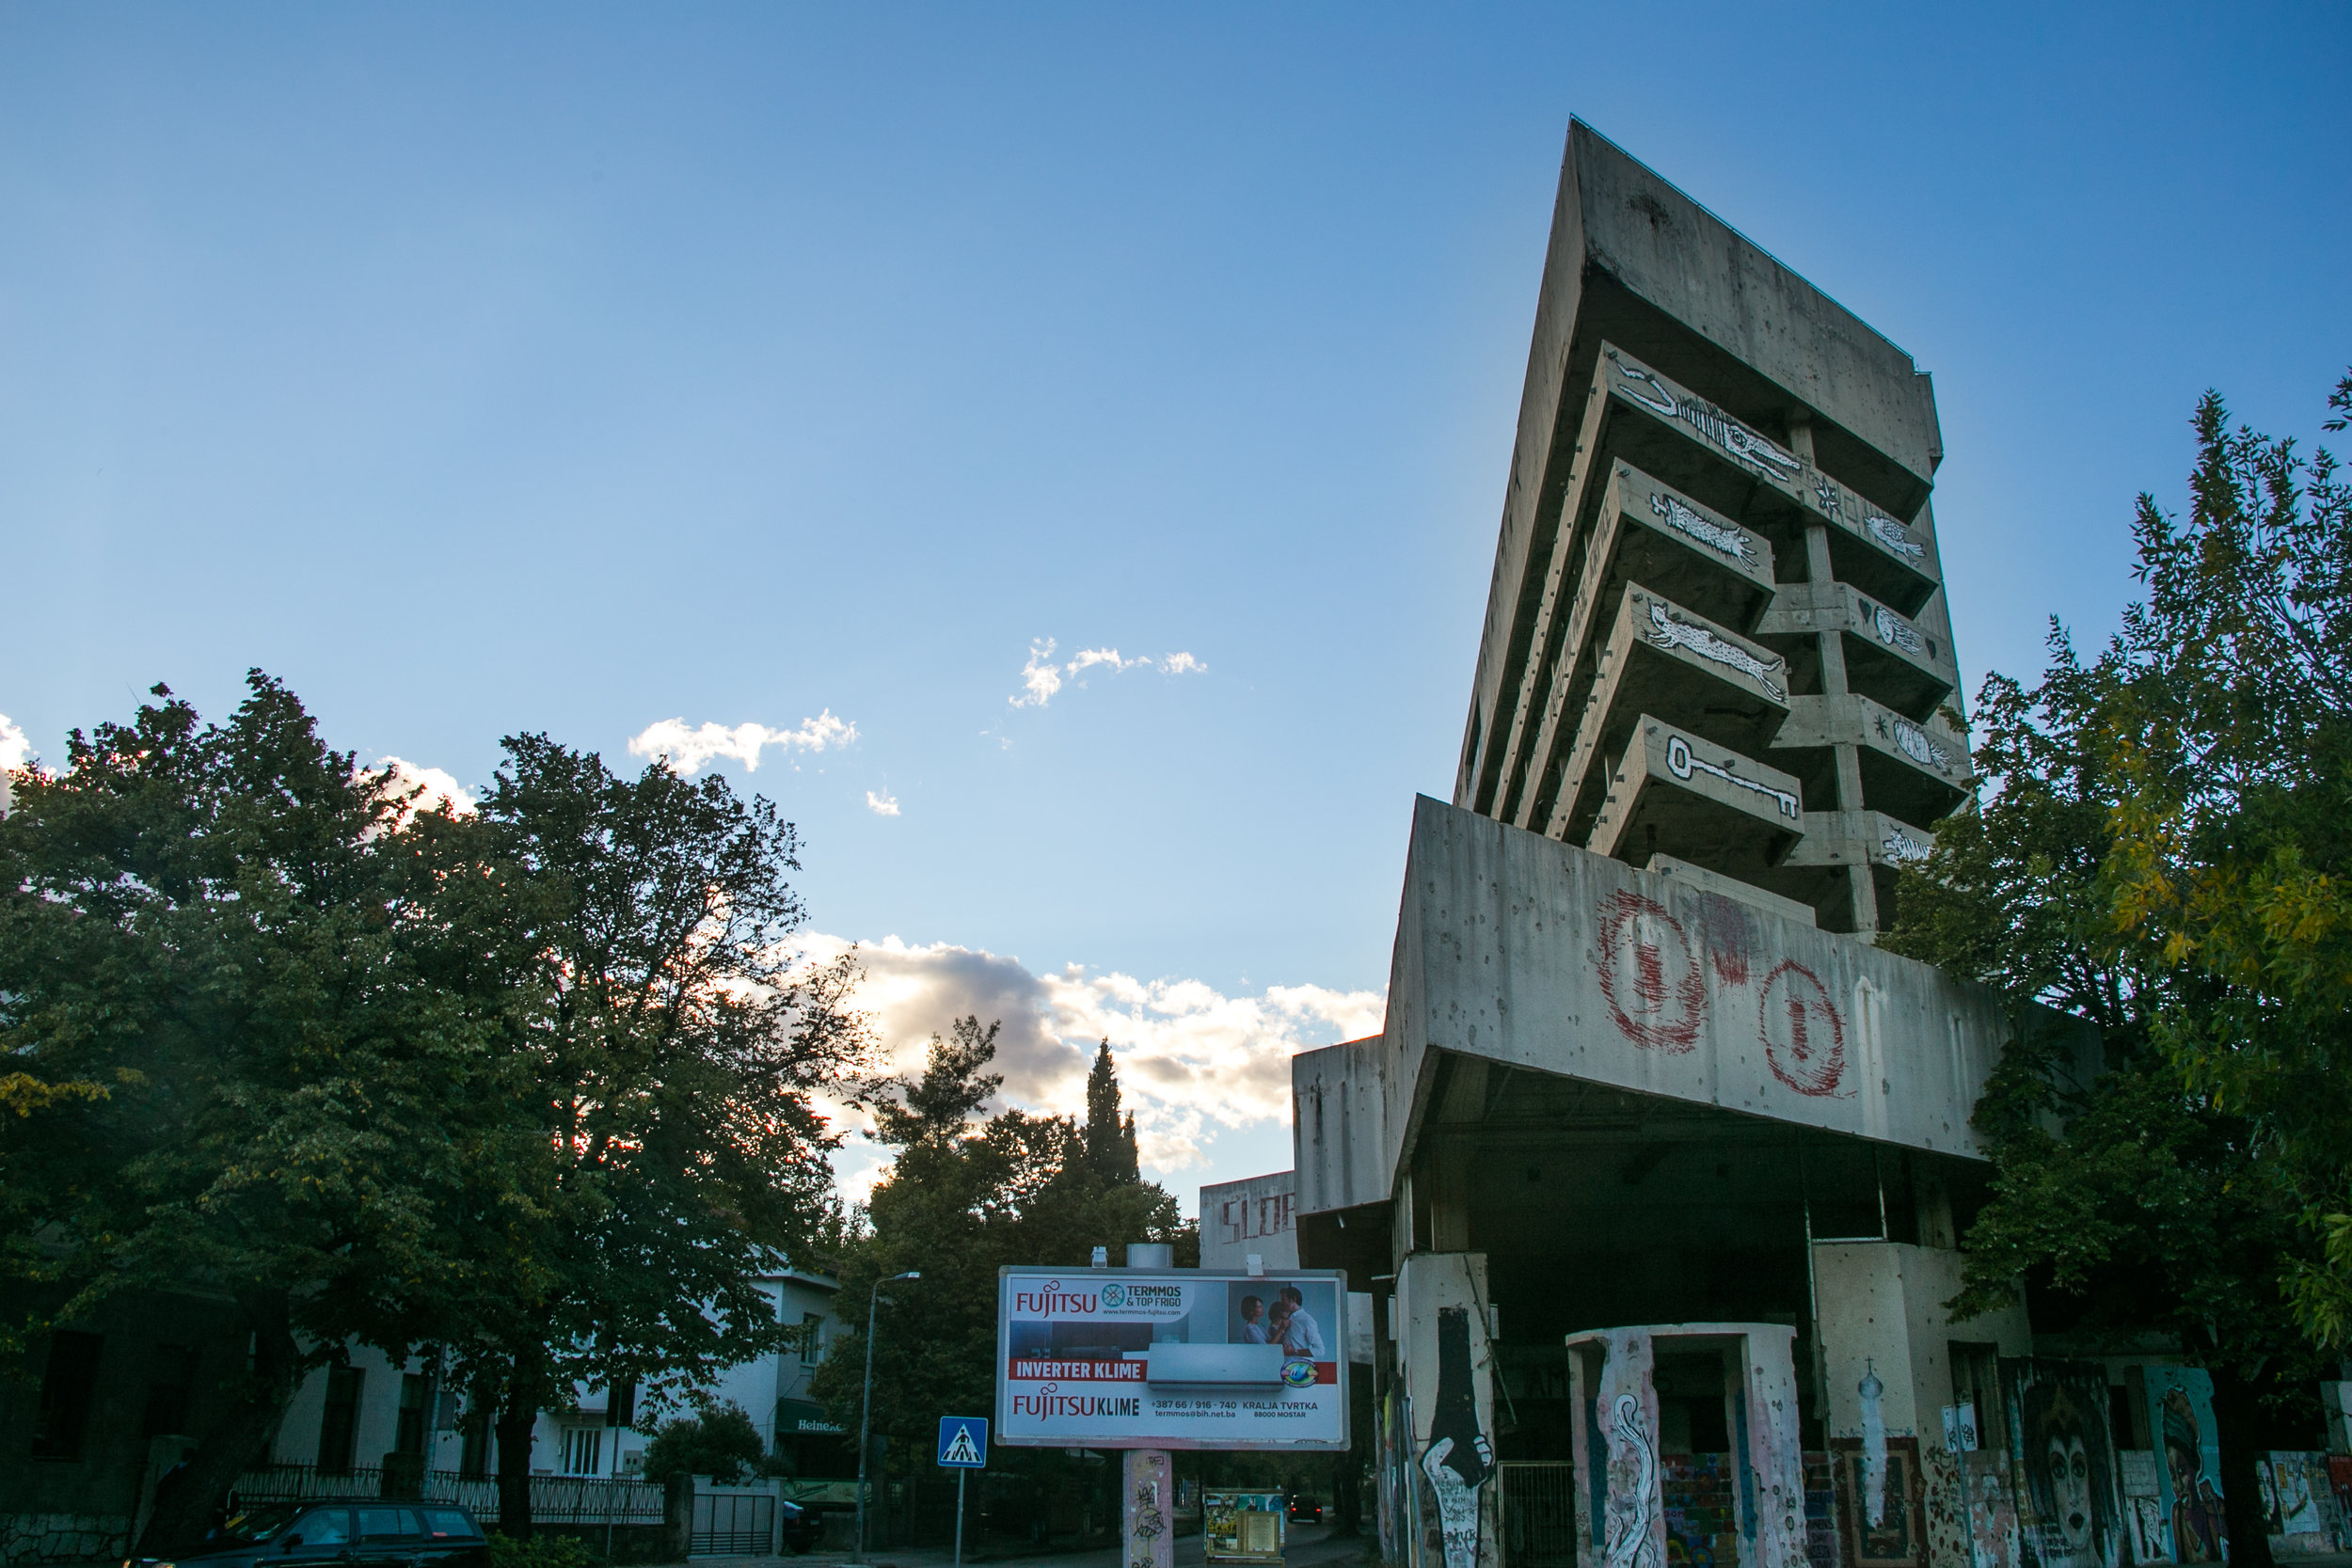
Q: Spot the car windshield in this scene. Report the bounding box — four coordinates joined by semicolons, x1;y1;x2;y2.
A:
211;1506;306;1544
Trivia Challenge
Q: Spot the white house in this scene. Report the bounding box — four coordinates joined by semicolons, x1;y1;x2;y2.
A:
259;1267;848;1482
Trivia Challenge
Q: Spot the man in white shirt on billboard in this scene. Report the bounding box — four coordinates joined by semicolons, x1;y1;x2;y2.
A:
1275;1285;1327;1358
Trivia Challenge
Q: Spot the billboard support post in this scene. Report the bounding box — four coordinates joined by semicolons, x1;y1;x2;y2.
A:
1123;1449;1174;1568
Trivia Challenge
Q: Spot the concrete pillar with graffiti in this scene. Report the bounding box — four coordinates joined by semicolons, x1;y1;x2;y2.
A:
1398;1252;1498;1568
1568;1328;1666;1568
1567;1324;1809;1568
1122;1449;1173;1568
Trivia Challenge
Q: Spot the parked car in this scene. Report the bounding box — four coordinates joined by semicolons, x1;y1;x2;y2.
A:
776;1498;821;1556
129;1501;490;1568
1286;1496;1324;1526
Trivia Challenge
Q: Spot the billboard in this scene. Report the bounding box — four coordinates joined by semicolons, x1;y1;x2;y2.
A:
994;1266;1348;1449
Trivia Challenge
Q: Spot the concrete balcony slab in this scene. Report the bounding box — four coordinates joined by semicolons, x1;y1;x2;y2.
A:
1584;715;1804;878
1543;588;1792;844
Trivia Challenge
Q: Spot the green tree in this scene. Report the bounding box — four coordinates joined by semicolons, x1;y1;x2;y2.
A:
2104;372;2352;1343
1883;376;2352;1568
809;1022;1192;1464
434;736;880;1535
0;675;488;1553
1081;1038;1140;1183
644;1402;770;1482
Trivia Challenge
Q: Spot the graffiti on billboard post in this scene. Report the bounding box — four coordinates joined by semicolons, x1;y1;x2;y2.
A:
1420;1307;1493;1568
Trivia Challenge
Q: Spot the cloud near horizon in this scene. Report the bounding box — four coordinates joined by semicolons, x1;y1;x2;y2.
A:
628;712;857;774
366;755;478;819
798;933;1381;1193
1010;639;1206;708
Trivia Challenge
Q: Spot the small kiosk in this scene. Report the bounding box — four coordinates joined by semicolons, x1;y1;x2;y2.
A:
1204;1491;1286;1567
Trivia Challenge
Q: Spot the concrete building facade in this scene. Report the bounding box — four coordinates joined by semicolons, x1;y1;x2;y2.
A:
1274;120;2299;1568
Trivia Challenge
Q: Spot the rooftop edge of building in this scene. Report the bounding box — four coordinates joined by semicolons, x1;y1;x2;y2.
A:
1565;119;1945;489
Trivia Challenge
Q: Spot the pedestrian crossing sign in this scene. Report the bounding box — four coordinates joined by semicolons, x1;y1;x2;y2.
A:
937;1416;989;1468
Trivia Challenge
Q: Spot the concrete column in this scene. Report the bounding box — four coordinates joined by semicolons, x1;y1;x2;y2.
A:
1397;1252;1499;1568
1566;1326;1665;1568
1729;1327;1808;1568
1122;1449;1173;1568
1811;1244;2032;1568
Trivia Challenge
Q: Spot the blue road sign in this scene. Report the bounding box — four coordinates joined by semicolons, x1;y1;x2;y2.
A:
937;1416;989;1468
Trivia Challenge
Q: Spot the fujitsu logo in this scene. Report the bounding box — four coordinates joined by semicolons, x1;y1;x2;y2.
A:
1013;1280;1099;1315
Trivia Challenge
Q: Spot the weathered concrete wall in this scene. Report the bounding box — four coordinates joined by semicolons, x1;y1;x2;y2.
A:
1293;1035;1390;1217
1813;1243;2030;1446
1199;1170;1301;1271
1572;121;1942;489
1397;1253;1500;1568
1292;797;2096;1218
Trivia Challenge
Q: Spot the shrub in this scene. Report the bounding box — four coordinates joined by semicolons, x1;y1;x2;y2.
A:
486;1533;600;1568
643;1402;768;1483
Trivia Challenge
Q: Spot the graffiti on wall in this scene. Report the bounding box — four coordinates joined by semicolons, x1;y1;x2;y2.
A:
1759;961;1847;1098
1421;1307;1494;1568
1594;893;1851;1100
2140;1368;2227;1563
1999;1361;2124;1568
1604;1393;1663;1568
1597;892;1708;1053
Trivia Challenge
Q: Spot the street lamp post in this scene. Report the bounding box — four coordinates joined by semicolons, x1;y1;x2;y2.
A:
855;1270;920;1562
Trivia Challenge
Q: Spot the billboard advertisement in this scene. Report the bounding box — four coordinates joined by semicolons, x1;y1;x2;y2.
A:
995;1266;1348;1449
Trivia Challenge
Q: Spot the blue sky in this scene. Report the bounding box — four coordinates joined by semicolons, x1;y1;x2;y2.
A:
4;4;2345;1206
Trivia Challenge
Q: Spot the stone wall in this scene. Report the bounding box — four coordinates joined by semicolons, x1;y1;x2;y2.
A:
0;1512;128;1566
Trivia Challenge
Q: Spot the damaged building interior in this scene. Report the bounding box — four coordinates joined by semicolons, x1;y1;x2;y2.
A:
1268;120;2352;1568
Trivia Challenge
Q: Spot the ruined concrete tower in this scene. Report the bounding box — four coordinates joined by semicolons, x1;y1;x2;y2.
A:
1453;122;1968;936
1284;123;2104;1568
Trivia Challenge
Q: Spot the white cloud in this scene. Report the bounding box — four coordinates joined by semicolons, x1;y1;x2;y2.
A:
628;711;857;774
366;755;478;819
0;713;26;814
866;789;901;816
799;933;1382;1194
1008;639;1207;707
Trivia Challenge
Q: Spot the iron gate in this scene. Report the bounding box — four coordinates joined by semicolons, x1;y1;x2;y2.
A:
691;1491;775;1556
1499;1462;1579;1568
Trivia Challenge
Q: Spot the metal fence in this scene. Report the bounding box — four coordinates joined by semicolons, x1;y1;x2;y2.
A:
230;1466;665;1526
1497;1462;1579;1568
690;1491;774;1556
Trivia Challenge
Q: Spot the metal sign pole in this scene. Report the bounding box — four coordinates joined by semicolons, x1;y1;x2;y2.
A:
954;1468;967;1568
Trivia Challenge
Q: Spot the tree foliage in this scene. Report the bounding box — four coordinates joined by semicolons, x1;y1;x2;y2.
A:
1883;374;2352;1568
0;676;493;1549
2104;373;2352;1342
0;679;876;1549
809;1021;1193;1452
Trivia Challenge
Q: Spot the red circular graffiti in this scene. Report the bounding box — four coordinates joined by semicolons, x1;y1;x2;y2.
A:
1758;959;1846;1096
1595;890;1707;1053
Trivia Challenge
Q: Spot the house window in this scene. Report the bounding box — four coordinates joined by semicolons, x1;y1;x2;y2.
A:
143;1343;200;1439
395;1373;430;1458
604;1379;636;1430
458;1405;491;1479
30;1331;103;1461
800;1313;825;1366
561;1426;603;1476
317;1366;366;1474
